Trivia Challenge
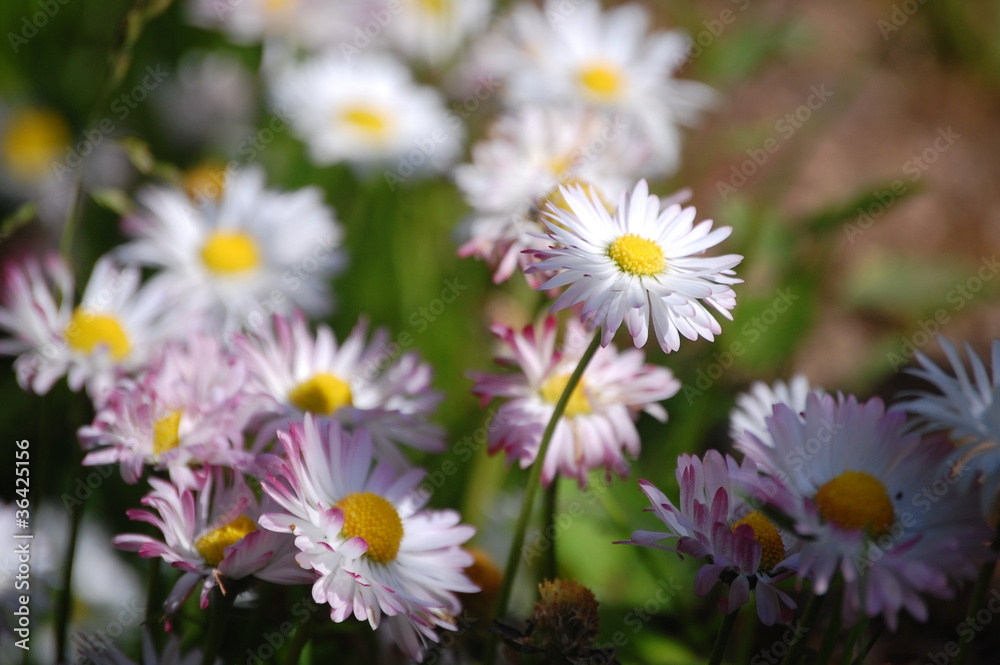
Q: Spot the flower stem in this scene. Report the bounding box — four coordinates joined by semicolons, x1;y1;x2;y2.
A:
54;498;84;662
953;522;1000;665
542;480;559;581
484;331;602;665
201;586;235;665
708;607;741;665
781;591;823;665
283;608;314;665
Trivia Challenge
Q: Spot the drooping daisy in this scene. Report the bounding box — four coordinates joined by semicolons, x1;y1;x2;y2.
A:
730;375;826;452
455;106;635;285
268;52;461;172
78;334;261;484
619;450;798;625
527;180;742;354
258;416;477;661
382;0;494;65
118;165;344;332
470;317;679;486
233;312;444;468
0;254;182;401
476;0;714;176
114;467;314;616
741;393;991;630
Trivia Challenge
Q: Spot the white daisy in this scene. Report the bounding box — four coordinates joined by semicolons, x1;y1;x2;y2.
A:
383;0;494;65
233;312;445;468
730;375;826;452
118;165;344;332
896;337;1000;515
0;254;183;402
258;416;477;661
186;0;359;49
527;180;742;354
268;52;461;172
477;0;714;176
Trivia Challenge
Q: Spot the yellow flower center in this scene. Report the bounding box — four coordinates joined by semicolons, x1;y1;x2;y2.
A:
336;492;404;564
731;511;785;572
2;108;69;181
416;0;450;15
578;62;623;101
64;309;131;361
183;162;227;203
288;373;353;416
540;374;591;417
340;105;392;141
264;0;294;12
814;471;895;538
152;411;183;456
608;234;665;276
200;231;260;274
195;514;258;566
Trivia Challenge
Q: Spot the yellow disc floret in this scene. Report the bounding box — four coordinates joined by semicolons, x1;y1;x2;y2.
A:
578;62;623;101
200;231;260;274
731;511;785;572
153;411;183;456
195;514;258;566
417;0;450;15
288;373;353;415
336;492;404;564
340;105;391;140
2;107;70;181
540;374;591;417
64;309;131;361
608;234;666;276
814;470;895;538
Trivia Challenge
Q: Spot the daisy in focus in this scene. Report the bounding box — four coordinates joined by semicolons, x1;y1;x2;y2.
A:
527;179;742;354
269;52;461;172
740;393;991;630
0;254;182;401
470;317;679;487
258;417;477;661
119;165;343;331
619;450;798;625
79;334;261;485
114;467;314;616
234;312;444;468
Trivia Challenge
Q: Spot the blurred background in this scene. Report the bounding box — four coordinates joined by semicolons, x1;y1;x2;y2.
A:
1;0;999;663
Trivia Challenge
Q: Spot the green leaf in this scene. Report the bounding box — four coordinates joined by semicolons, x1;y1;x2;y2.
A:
0;201;37;242
89;188;133;216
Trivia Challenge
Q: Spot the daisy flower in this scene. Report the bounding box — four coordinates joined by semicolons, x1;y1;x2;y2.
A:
527;179;742;354
730;375;825;452
113;467;314;616
233;312;444;468
619;450;798;625
186;0;358;50
118;165;344;332
0;254;182;401
477;0;714;176
455;106;636;285
382;0;494;65
741;393;991;630
269;52;461;172
470;317;679;487
895;338;1000;515
78;334;261;484
258;416;477;661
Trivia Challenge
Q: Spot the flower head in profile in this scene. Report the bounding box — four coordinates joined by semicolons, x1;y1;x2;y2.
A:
528;180;742;354
119;165;344;332
113;467;313;616
0;254;182;402
471;317;679;486
895;337;1000;516
742;393;991;630
234;312;444;468
79;334;261;485
258;417;477;661
619;450;798;625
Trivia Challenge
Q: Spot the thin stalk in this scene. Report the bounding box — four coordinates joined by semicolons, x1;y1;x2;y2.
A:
838;575;869;665
781;591;824;665
707;607;740;665
143;558;162;650
816;587;843;665
953;522;1000;665
201;586;235;665
55;498;84;662
283;610;315;665
484;331;602;665
541;480;559;581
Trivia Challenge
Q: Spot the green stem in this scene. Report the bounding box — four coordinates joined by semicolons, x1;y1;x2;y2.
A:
781;591;824;665
953;523;1000;665
55;497;84;662
838;574;869;665
708;606;740;665
542;480;559;582
484;331;602;665
816;587;843;665
143;557;162;648
283;609;315;665
201;586;235;665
